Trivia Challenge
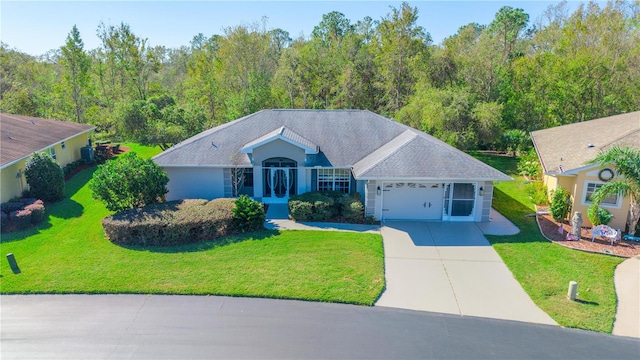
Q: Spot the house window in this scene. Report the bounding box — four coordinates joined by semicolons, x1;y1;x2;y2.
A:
317;168;350;193
48;147;57;160
61;141;66;150
583;182;619;207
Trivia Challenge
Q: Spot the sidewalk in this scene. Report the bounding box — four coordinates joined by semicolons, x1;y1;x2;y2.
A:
612;255;640;338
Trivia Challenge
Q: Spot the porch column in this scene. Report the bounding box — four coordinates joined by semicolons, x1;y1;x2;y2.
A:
254;165;263;198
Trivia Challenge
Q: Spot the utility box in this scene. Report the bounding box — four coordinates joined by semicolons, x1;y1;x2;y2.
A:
81;146;95;164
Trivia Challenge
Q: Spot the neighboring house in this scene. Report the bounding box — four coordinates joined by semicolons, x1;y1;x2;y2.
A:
154;109;510;222
531;111;640;230
0;113;95;203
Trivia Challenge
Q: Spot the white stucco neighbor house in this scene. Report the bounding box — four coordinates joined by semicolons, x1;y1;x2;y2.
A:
153;109;511;222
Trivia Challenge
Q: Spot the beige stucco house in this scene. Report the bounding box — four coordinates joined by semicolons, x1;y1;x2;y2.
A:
531;111;640;231
154;110;511;222
0;113;95;203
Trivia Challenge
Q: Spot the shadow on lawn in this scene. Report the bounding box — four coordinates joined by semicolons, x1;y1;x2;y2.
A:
486;188;547;245
0;168;92;243
122;229;281;253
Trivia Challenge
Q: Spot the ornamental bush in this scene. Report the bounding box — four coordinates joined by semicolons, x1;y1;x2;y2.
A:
24;152;65;202
231;195;265;233
587;205;614;226
288;200;313;220
288;191;364;222
11;209;32;230
90;152;169;212
24;202;45;224
102;199;236;247
550;187;572;223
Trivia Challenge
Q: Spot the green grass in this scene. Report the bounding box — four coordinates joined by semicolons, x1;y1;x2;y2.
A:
0;147;385;306
471;151;624;333
121;142;163;159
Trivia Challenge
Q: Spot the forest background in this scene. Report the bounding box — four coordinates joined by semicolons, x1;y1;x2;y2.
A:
1;0;638;151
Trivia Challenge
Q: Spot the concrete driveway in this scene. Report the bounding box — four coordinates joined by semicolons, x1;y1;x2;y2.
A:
375;221;557;326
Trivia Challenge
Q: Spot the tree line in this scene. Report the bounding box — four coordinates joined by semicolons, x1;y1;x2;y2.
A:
1;0;638;150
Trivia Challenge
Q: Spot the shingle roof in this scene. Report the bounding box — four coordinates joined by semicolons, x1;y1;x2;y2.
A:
1;113;95;168
154;109;510;180
531;111;640;174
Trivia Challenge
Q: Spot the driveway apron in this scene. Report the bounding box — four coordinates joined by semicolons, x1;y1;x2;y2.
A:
376;221;557;326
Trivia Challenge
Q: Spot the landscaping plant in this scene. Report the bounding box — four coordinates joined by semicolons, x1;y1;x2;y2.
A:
24;152;65;202
90;152;169;212
550;187;571;223
587;205;614;226
232;195;265;233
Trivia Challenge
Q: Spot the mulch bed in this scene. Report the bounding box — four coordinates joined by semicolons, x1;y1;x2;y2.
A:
536;211;640;258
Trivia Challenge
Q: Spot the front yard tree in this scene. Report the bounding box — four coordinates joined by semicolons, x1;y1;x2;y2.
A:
588;146;640;235
24;152;65;202
90;152;169;212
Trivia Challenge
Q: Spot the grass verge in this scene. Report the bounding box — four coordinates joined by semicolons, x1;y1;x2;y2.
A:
1;145;384;305
471;151;624;333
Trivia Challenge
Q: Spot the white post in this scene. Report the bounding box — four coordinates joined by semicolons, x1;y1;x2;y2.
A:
567;281;578;301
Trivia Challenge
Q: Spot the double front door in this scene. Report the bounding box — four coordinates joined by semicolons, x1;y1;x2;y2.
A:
262;158;297;203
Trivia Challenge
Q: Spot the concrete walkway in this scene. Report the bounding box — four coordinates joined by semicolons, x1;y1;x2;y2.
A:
375;220;557;326
264;203;379;233
613;256;640;338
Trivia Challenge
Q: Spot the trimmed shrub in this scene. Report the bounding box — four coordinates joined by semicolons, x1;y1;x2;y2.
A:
232;195;265;233
24;152;65;202
102;199;236;247
90;152;169;212
289;200;313;221
550;187;572;222
341;195;364;221
1;212;8;230
587;205;614;226
288;191;364;222
1;201;23;214
25;203;45;224
11;209;32;230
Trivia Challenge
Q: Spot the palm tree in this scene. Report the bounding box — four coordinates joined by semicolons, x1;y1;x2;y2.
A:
588;146;640;235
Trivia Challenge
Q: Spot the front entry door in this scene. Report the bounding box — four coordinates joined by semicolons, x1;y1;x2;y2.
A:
263;158;297;203
270;168;289;199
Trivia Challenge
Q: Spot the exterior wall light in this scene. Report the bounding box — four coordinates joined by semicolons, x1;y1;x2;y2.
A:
479;186;484;196
377;186;381;196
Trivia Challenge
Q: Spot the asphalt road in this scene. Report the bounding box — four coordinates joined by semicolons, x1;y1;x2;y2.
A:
1;295;638;359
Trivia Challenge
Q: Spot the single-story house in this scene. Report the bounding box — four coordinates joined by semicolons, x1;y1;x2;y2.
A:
153;109;511;222
531;111;640;230
0;113;95;203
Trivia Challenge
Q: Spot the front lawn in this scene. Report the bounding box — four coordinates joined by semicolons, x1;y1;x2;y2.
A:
0;145;385;306
471;151;624;333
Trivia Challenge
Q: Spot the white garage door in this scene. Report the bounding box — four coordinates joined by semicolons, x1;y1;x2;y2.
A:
382;182;444;220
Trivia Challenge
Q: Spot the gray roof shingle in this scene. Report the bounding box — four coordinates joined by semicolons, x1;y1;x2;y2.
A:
154;109;510;180
1;113;95;168
531;111;640;174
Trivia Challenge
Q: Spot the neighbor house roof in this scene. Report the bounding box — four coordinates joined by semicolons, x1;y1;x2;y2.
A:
1;113;95;168
530;111;640;175
154;109;510;181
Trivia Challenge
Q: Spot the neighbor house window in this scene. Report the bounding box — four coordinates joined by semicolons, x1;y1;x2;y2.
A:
583;182;619;207
61;141;66;150
317;168;350;193
48;147;57;160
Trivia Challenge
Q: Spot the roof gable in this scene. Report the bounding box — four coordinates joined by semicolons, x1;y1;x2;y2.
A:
531;111;640;174
241;126;319;154
1;113;95;168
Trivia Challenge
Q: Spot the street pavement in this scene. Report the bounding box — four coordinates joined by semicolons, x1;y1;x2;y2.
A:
2;295;639;359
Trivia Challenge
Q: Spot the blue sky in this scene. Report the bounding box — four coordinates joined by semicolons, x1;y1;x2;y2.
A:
2;1;588;56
